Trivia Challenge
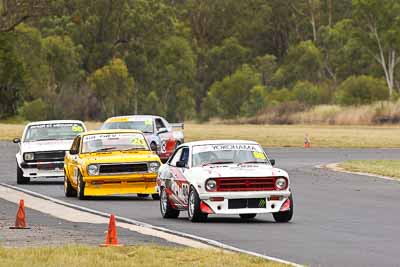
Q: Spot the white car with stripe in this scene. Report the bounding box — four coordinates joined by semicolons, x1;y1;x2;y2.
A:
157;140;293;222
13;120;86;184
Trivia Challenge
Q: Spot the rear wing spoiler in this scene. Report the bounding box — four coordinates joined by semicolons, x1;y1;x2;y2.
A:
170;123;184;130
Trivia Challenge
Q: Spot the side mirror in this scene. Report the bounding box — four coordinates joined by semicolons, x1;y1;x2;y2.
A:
150;143;158;152
269;159;275;166
176;161;187;168
13;138;21;144
157;127;168;135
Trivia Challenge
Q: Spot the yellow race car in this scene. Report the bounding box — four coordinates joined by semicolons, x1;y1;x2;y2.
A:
64;130;162;200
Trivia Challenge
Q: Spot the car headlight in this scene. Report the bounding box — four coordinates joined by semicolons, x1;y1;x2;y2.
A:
148;162;160;173
275;177;288;190
205;179;217;191
87;164;99;176
24;153;34;161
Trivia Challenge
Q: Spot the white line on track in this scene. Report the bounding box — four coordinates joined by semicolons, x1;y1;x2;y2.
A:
0;182;302;267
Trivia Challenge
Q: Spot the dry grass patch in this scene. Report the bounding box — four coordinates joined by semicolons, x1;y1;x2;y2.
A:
339;160;400;179
185;123;400;148
0;245;288;267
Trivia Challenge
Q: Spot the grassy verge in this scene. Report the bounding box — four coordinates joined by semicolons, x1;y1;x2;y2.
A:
339;160;400;179
185;123;400;148
0;245;288;267
2;122;400;148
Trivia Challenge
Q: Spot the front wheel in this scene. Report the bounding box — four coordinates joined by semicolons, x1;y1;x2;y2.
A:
273;195;293;223
152;193;160;200
137;194;149;198
64;171;76;197
77;172;86;200
188;188;208;222
160;187;179;218
17;165;30;184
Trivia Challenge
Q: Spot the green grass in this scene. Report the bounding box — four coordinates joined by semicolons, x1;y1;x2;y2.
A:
0;245;288;267
339;160;400;179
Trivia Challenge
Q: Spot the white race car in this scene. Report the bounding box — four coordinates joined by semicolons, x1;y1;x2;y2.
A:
157;140;293;222
13;120;86;184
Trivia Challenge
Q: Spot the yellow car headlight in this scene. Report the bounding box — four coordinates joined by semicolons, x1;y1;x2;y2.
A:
87;164;99;176
148;162;160;173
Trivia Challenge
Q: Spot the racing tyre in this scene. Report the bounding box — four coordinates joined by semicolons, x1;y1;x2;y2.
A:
77;172;86;200
273;195;293;223
188;187;208;222
64;171;76;197
239;214;257;219
160;187;179;218
17;165;30;184
137;194;149;198
152;193;160;200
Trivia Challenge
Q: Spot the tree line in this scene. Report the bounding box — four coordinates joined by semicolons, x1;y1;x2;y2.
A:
1;0;399;122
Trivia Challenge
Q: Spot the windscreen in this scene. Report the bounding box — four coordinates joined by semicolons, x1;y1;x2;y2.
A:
24;123;85;142
82;133;149;153
192;143;269;167
102;119;153;133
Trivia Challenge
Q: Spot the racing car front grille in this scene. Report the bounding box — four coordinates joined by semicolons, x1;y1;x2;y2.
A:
215;177;276;191
98;163;148;174
32;151;66;162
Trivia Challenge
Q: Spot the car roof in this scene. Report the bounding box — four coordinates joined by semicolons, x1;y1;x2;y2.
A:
26;120;85;126
105;115;162;122
182;140;260;147
79;129;144;137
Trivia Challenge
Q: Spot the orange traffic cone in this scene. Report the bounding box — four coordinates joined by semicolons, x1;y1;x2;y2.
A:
304;134;311;148
10;199;30;229
100;214;122;247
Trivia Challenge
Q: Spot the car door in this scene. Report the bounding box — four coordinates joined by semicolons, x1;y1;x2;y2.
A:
155;118;171;154
65;136;81;186
164;147;190;209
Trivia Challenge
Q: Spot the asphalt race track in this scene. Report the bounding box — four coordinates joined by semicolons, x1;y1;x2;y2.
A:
1;141;399;267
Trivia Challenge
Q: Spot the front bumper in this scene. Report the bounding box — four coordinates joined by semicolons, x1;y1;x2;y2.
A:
199;190;291;215
20;161;64;178
83;173;158;196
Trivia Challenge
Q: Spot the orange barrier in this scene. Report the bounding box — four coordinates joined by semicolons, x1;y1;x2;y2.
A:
100;214;122;247
10;199;30;229
304;134;311;148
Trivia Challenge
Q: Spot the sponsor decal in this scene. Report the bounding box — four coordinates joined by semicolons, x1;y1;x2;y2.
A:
72;124;84;132
84;133;143;141
253;151;266;160
30;123;77;129
131;137;146;146
193;144;264;154
161;141;167;153
258;199;266;208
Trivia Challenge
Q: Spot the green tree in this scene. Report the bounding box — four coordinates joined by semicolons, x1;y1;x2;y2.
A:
205;64;261;118
0;32;25;118
152;36;196;120
353;0;400;97
335;75;389;105
274;40;323;87
88;58;134;118
240;85;268;117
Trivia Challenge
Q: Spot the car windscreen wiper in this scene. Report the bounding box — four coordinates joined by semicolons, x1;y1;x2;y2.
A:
120;147;148;151
237;161;267;166
93;147;117;152
202;161;234;166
